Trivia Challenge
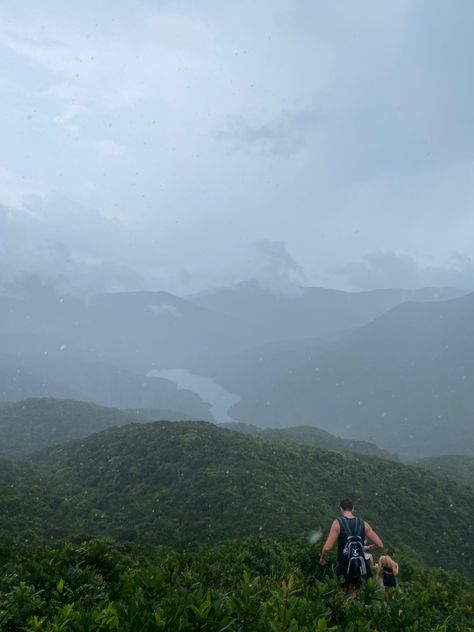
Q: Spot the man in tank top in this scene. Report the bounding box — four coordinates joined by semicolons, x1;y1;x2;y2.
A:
319;499;384;589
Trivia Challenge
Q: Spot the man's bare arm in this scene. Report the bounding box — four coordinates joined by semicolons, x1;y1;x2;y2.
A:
364;522;383;549
319;520;340;565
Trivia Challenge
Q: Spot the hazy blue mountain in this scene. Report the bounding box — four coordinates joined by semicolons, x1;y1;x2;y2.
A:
0;290;259;377
88;291;260;373
0;353;80;401
0;352;213;419
190;281;463;341
231;292;474;458
202;335;339;397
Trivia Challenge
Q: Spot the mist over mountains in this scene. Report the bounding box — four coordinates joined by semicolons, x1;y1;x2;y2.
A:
0;279;471;458
231;291;474;458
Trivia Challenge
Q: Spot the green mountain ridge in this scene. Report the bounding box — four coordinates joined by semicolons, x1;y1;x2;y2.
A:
16;420;474;579
0;398;199;460
221;422;397;459
0;397;394;461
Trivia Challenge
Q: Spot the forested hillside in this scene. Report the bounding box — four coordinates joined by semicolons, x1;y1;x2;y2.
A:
413;455;474;490
22;420;474;578
0;398;200;459
222;422;397;459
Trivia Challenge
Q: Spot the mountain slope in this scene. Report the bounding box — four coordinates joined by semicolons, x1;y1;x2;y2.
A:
221;422;397;459
0;398;203;459
202;335;338;397
0;289;260;375
28;420;474;578
190;281;463;341
231;292;474;458
0;398;137;459
413;455;474;490
0;352;213;419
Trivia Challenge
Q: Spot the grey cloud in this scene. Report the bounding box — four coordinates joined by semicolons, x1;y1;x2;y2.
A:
1;2;474;295
0;197;146;297
216;109;319;155
337;250;474;291
251;240;307;295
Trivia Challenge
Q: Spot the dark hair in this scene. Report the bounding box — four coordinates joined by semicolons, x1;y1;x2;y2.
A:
387;547;395;557
339;499;354;511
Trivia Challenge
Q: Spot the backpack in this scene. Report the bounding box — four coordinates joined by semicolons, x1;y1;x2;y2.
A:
338;516;367;579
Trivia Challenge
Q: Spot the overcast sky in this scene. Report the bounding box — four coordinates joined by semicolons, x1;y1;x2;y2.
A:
1;0;474;296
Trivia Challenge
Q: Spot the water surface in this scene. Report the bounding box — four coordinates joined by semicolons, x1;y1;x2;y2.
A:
148;368;240;423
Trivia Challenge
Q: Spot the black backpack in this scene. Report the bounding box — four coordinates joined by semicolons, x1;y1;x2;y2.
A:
338;516;367;579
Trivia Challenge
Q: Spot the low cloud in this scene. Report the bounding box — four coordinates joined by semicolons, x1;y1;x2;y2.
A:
337;250;474;291
0;194;145;297
0;166;49;209
251;240;307;295
216;109;320;156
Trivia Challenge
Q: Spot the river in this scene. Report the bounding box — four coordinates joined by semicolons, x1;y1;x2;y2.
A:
147;368;240;423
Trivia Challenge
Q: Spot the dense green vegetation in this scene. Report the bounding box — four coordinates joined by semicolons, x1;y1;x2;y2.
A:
413;455;474;490
0;537;471;631
21;421;474;578
223;422;397;459
0;415;473;630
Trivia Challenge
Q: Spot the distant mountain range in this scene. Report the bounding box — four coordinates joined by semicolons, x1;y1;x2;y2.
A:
190;281;463;341
231;292;474;458
0;282;471;458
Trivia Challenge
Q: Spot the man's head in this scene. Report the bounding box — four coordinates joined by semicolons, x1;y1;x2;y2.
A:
339;498;354;512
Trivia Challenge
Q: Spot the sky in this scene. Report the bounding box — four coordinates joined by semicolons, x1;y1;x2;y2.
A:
1;0;474;296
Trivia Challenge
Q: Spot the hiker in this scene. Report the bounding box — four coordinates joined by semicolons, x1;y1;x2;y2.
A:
378;548;399;595
319;498;383;590
363;539;379;578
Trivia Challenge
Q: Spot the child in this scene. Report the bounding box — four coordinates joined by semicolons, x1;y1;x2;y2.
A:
378;548;399;595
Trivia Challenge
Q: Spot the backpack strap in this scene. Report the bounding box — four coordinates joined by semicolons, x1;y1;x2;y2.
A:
338;516;364;542
337;516;353;539
354;517;364;539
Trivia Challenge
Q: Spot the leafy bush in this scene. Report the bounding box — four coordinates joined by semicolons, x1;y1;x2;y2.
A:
0;538;472;631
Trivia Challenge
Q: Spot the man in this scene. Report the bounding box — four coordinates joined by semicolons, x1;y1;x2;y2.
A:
319;499;383;589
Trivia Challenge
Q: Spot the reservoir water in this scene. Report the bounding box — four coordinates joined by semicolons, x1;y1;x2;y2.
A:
148;368;240;423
